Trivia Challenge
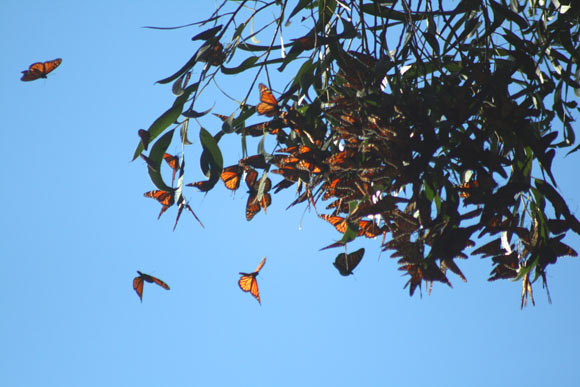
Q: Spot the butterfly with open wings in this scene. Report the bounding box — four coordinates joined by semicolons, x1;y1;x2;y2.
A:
238;257;266;304
21;58;62;81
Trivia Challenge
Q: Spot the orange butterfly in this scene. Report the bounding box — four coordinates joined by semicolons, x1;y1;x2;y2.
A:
163;153;180;186
221;165;245;191
238;257;266;304
144;190;175;219
333;248;365;276
133;271;170;302
256;83;278;117
21;58;62;81
319;214;380;238
246;169;272;221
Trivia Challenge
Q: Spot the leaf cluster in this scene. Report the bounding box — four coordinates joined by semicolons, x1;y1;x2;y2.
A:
134;0;580;306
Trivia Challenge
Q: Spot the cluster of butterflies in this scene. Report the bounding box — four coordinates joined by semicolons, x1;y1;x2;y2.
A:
133;257;268;304
20;58;62;81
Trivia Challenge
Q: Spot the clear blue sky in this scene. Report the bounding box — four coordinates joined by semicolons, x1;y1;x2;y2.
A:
1;1;579;386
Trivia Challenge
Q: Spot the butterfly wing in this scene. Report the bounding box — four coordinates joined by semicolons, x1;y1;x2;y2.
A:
238;274;261;304
144;190;175;219
249;277;261;304
133;276;145;302
221;165;243;190
256;83;278;117
140;273;170;290
246;192;261;221
333;248;365;276
163;153;180;186
42;58;62;75
320;214;348;233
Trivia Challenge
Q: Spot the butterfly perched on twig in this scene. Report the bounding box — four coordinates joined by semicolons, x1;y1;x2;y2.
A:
238;257;266;304
133;271;170;302
21;58;62;81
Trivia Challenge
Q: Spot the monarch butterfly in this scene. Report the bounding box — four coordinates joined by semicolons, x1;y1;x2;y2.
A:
133;271;170;302
198;42;225;66
20;58;62;81
256;83;278;117
333;248;365;276
246;169;272;221
238;257;266;304
221;165;244;191
319;214;381;238
144;190;175;219
163;153;180;186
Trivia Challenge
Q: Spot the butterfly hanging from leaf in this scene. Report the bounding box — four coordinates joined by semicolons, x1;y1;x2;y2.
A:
245;169;272;221
256;83;279;117
333;248;365;276
21;58;62;81
133;271;170;302
238;257;266;304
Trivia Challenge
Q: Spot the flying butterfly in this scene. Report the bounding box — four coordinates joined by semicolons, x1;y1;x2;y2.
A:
21;58;62;81
133;271;170;302
256;83;278;117
144;190;175;219
238;257;266;304
246;169;272;221
333;248;365;276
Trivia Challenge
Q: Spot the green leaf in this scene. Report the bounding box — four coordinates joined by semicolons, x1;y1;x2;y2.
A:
132;83;198;160
157;54;198;84
191;25;222;41
196;128;224;191
147;129;175;192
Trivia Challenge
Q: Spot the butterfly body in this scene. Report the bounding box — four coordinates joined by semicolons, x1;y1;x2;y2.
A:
238;257;266;304
21;58;62;81
133;271;170;302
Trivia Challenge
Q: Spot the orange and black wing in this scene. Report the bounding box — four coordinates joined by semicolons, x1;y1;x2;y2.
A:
320;214;348;234
163;153;180;185
221;165;244;191
133;276;145;302
139;272;171;290
238;275;260;304
144;190;175;219
21;58;62;81
245;172;271;220
256;83;278;117
333;248;365;276
238;257;266;304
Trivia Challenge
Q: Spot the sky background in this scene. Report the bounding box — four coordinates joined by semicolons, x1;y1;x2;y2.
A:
1;1;579;386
